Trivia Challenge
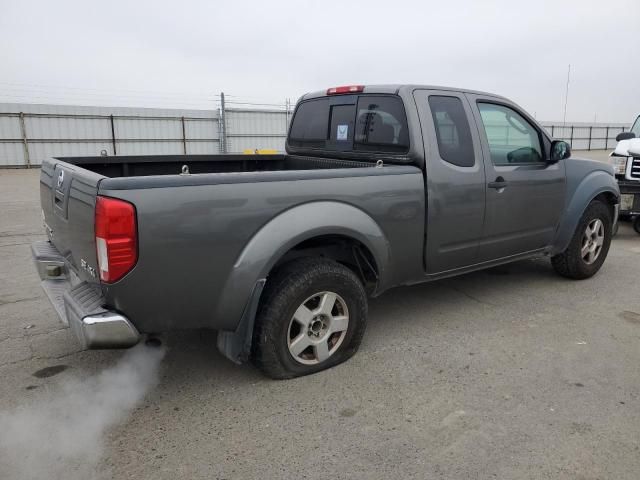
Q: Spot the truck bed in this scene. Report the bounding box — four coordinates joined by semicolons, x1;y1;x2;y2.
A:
40;153;425;336
57;154;375;178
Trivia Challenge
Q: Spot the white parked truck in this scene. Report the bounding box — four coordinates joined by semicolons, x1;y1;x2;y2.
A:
609;114;640;233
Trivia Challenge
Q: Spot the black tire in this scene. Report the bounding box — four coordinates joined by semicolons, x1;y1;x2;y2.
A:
251;257;368;379
551;200;612;279
613;221;619;237
634;216;640;235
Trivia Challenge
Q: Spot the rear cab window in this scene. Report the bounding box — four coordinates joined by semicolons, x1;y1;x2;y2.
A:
289;95;409;153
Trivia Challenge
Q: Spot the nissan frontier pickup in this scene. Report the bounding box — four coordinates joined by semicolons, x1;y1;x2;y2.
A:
33;84;620;378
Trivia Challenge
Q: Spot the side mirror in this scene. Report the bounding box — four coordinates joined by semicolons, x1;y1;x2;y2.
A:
550;140;571;163
616;132;636;142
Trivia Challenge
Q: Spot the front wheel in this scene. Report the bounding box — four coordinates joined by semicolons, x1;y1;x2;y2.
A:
251;258;367;379
634;216;640;235
551;200;612;279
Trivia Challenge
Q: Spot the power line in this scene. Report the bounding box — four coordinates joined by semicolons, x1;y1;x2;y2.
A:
0;82;295;107
0;81;216;99
0;86;216;104
0;94;217;110
0;83;295;111
224;101;289;108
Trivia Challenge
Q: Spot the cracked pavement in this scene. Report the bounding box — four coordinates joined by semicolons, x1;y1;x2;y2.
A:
1;157;640;479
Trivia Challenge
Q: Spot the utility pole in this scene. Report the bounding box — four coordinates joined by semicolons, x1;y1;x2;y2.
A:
562;64;570;130
219;92;227;154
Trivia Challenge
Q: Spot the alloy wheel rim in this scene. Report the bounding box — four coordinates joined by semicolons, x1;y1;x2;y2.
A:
287;291;349;365
581;218;604;265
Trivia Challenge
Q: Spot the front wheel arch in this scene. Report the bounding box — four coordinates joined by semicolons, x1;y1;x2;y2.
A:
551;176;619;256
551;200;613;279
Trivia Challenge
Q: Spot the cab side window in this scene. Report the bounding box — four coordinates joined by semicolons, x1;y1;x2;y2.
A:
477;103;543;165
429;96;475;167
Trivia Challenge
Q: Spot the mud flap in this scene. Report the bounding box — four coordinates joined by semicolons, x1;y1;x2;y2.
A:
217;279;266;364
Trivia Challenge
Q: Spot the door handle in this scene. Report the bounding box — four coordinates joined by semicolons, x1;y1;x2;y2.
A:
488;177;508;189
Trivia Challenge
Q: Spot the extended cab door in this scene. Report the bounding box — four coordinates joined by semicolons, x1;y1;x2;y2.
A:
413;90;486;274
466;94;566;261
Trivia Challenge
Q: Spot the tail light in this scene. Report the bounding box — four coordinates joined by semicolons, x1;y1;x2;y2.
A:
95;196;137;283
326;85;365;95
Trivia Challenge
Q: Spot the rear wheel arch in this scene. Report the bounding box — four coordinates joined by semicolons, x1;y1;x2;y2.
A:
222;202;390;306
216;202;389;364
269;234;380;294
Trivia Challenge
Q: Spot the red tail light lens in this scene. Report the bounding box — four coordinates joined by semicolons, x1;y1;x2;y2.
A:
326;85;365;95
95;196;137;283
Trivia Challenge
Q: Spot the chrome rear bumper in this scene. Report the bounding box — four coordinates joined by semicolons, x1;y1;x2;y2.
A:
32;241;140;349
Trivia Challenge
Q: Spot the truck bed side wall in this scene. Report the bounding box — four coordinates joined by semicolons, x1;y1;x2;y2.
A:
98;167;425;333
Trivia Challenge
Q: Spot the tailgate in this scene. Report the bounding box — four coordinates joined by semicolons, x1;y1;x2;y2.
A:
40;158;104;285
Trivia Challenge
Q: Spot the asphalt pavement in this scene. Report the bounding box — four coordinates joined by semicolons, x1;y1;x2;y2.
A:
1;152;639;479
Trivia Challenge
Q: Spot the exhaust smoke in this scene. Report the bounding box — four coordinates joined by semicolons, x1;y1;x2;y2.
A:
0;344;165;480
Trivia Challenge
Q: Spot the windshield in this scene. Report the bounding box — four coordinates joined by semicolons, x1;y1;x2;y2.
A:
631;116;640;136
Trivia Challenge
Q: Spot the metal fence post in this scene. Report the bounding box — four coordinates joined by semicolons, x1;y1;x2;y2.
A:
285;98;289;131
588;126;592;150
18;112;31;168
551;125;555;137
570;126;574;147
605;126;609;150
181;116;187;154
110;115;117;155
219;92;227;154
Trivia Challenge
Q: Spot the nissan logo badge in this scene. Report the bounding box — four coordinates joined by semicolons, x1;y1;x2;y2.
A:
57;170;64;189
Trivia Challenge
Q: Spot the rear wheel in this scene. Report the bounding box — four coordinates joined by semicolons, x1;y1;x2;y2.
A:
251;257;367;379
634;216;640;235
551;200;612;279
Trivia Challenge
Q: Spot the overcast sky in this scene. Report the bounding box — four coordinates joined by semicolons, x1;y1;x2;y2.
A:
1;0;638;122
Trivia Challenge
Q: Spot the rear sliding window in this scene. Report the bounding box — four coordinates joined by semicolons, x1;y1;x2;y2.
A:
288;99;330;147
289;95;409;153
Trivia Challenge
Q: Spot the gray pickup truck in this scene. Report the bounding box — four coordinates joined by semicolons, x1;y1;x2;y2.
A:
33;84;620;378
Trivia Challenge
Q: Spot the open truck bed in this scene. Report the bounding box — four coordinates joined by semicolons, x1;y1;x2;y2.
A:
58;153;376;178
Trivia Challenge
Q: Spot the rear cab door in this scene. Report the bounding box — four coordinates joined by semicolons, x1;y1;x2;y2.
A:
413;89;486;274
465;93;566;261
